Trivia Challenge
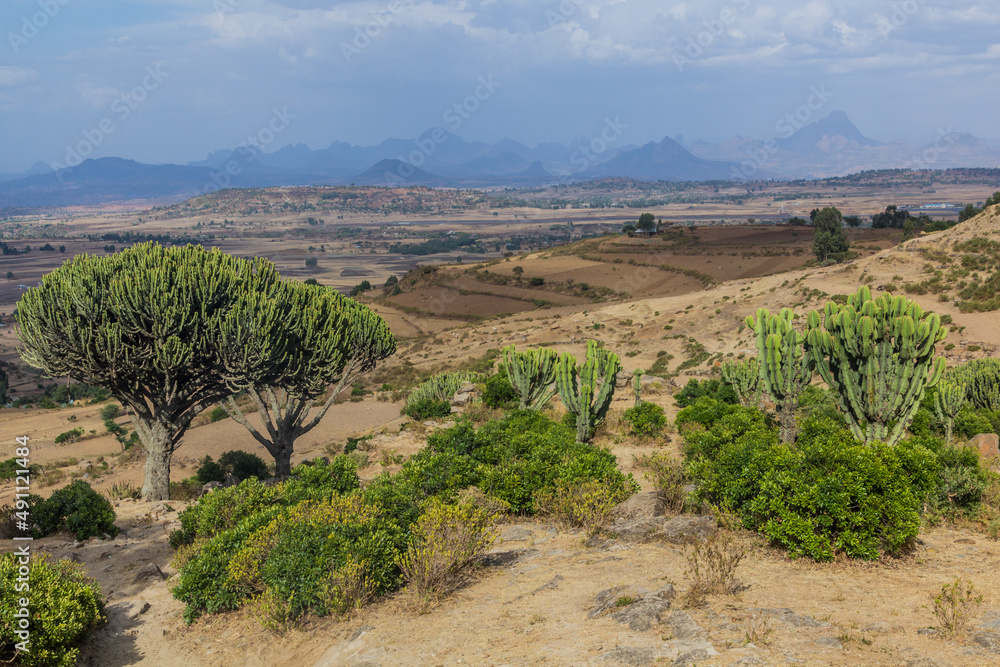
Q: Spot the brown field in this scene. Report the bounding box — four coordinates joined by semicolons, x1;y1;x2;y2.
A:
2;179;1000;665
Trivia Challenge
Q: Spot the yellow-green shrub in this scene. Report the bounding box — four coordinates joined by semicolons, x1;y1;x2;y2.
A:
0;554;104;667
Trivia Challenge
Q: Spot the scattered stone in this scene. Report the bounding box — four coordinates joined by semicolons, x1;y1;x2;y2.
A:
60;553;81;563
77;460;93;472
813;637;843;649
607;517;666;543
666;610;705;640
917;628;939;636
73;541;84;549
749;608;829;628
479;548;540;568
530;575;563;595
132;562;167;585
969;433;1000;459
610;492;667;522
223;473;239;487
954;538;976;545
348;625;375;642
599;646;657;666
978;618;1000;632
589;585;651;619
973;631;1000;653
660;516;717;544
128;601;152;620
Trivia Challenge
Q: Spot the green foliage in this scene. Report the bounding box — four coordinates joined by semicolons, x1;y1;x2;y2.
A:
674;378;738;408
99;403;122;420
747;306;813;443
0;457;40;480
934;381;967;442
811;206;850;262
720;358;760;407
209;406;228;422
554;340;622;443
0;554;105;667
806;286;947;447
623;402;666;437
502;345;558;410
403;398;453;420
407;371;482;406
218;450;269;481
32;480;118;541
53;428;84;445
196;458;225;484
282;456;361;504
947;358;1000;411
688;415;931;560
481;373;518;410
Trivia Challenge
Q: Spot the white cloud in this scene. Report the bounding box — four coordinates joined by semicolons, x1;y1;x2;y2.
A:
0;67;40;89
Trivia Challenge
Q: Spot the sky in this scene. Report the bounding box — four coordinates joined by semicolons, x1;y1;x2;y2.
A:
1;0;998;173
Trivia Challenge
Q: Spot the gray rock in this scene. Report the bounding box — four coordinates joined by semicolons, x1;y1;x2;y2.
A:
750;607;829;628
530;575;563;595
674;648;716;667
128;601;152;620
813;636;843;649
610;590;674;632
608;517;666;543
611;492;667;521
132;562;166;585
199;481;222;496
589;585;651;619
973;631;1000;652
660;516;717;544
348;625;375;642
906;658;951;667
500;526;534;542
223;473;239;487
666;610;705;641
479;548;540;567
978;619;1000;632
600;646;657;666
60;552;81;563
917;627;939;636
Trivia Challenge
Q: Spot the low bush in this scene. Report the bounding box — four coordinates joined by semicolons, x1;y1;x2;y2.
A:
399;497;498;606
634;452;688;514
196;450;269;484
403;398;452;421
481;373;518;410
536;478;630;532
210;406;229;422
195;458;225;484
688;413;935;560
53;428;84;445
0;554;105;667
99;403;122;421
32;480;118;541
674;378;738;408
623;402;666;437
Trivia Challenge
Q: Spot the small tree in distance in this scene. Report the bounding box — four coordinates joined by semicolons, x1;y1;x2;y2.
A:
811;206;850;263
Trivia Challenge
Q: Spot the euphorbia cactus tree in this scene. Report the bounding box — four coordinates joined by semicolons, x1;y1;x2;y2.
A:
18;243;286;500
721;358;761;408
502;345;558;410
805;286;947;447
745;307;812;444
555;340;622;443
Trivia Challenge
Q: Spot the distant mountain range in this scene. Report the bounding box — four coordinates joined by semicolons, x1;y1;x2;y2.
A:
2;111;1000;209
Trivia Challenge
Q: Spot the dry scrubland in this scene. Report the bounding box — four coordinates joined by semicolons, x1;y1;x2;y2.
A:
2;185;1000;666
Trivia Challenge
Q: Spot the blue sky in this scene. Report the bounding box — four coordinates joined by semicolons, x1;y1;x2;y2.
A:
1;0;998;172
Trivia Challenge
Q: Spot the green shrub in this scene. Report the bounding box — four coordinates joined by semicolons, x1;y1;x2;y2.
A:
175;478;282;544
676;395;741;432
168;478;202;501
0;554;105;666
283;456;361;504
218;450;269;481
98;403;122;421
674;378;738;408
481;373;518;410
195;458;225;484
53;428;84;445
209;406;229;422
403;398;452;420
953;406;995;439
623;402;666;437
32;480;118;541
689;415;933;560
0;457;40;481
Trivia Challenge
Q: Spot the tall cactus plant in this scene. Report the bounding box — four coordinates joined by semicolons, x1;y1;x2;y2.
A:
805;286;947;447
555;340;622;443
934;381;967;443
632;369;644;407
745;308;812;444
947;359;1000;411
502;345;558;410
720;358;761;408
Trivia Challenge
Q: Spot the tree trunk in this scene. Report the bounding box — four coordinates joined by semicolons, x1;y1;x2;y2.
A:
778;400;797;445
141;427;172;501
269;434;295;478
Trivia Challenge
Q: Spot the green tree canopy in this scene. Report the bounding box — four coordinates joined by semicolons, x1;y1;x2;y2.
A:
811;206;850;262
18;243;286;500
